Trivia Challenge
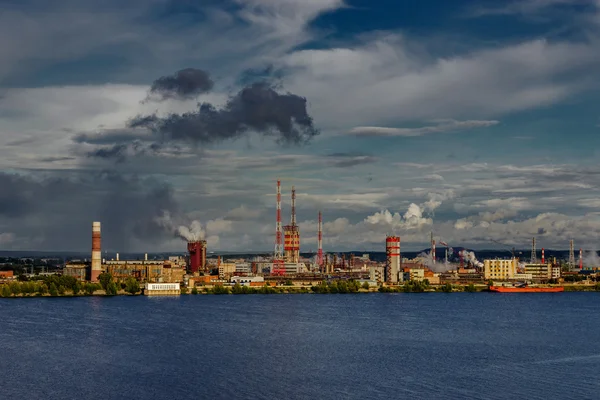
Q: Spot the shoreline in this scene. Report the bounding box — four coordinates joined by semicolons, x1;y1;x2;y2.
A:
1;284;599;298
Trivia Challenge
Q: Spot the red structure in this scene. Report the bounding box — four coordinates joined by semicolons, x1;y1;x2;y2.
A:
283;186;300;263
188;240;207;274
541;248;545;264
579;248;583;269
317;211;323;269
273;180;285;275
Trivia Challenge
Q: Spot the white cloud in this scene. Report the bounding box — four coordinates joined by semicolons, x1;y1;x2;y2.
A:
349;119;499;137
279;36;600;129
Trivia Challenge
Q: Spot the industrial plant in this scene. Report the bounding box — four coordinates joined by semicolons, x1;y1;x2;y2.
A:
2;179;594;295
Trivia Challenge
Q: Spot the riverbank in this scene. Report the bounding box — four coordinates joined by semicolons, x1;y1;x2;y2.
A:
2;282;599;298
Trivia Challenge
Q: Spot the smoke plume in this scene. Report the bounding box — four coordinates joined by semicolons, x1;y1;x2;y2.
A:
155;211;205;241
459;250;484;268
583;249;600;268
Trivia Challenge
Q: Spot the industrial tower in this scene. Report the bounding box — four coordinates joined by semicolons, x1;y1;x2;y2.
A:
430;231;436;264
530;237;537;264
91;221;102;282
568;240;575;270
273;180;285;275
317;211;323;270
283;186;300;263
579;248;583;269
385;236;401;284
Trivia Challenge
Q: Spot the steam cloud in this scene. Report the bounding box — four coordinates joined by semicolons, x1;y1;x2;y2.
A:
155;211;205;241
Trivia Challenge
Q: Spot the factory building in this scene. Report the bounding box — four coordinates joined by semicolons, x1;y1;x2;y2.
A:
524;263;553;281
385;236;401;284
187;240;207;274
104;254;185;283
369;266;385;284
91;221;102;282
484;259;518;280
218;262;236;278
269;262;307;275
63;261;88;281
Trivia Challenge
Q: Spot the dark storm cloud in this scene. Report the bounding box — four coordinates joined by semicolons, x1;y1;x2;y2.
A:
131;82;319;145
146;68;214;101
0;171;180;251
326;152;378;168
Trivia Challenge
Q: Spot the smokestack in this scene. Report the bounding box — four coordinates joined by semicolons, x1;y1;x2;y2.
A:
188;240;207;274
385;236;401;284
144;253;148;261
116;252;119;261
91;221;102;282
579;248;583;269
541;248;545;264
317;211;323;270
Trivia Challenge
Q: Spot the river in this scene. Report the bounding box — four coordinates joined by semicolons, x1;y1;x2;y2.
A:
1;293;599;399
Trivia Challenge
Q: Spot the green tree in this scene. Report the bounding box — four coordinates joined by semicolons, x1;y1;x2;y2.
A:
232;282;243;294
191;287;199;295
440;283;453;293
1;285;11;297
38;284;48;296
105;281;118;296
49;283;59;297
72;281;81;296
98;272;113;291
464;284;476;293
124;277;140;295
58;285;66;295
181;287;189;294
362;281;370;290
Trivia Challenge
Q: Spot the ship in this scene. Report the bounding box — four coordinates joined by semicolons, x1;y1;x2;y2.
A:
489;283;564;293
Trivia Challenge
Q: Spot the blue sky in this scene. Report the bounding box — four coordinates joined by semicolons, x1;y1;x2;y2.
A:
1;0;600;254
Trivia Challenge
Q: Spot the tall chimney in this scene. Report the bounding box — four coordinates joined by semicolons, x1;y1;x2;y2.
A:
116;252;119;261
91;221;102;282
144;253;148;261
541;248;545;264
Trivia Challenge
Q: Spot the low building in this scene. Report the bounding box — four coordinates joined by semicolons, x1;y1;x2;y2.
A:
161;265;186;283
551;265;561;279
104;260;163;282
63;262;89;281
235;262;252;274
219;262;236;278
484;259;517;280
524;263;552;281
144;282;180;296
231;276;265;286
0;270;15;281
269;262;307;275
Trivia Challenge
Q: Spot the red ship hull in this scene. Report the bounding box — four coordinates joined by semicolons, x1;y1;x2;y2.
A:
489;285;564;293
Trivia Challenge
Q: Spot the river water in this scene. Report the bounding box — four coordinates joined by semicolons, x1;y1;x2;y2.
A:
1;293;599;399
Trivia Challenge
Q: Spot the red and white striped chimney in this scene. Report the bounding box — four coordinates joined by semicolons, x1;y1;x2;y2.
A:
541;248;545;264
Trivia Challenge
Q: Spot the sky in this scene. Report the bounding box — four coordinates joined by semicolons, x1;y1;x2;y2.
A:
2;0;600;254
